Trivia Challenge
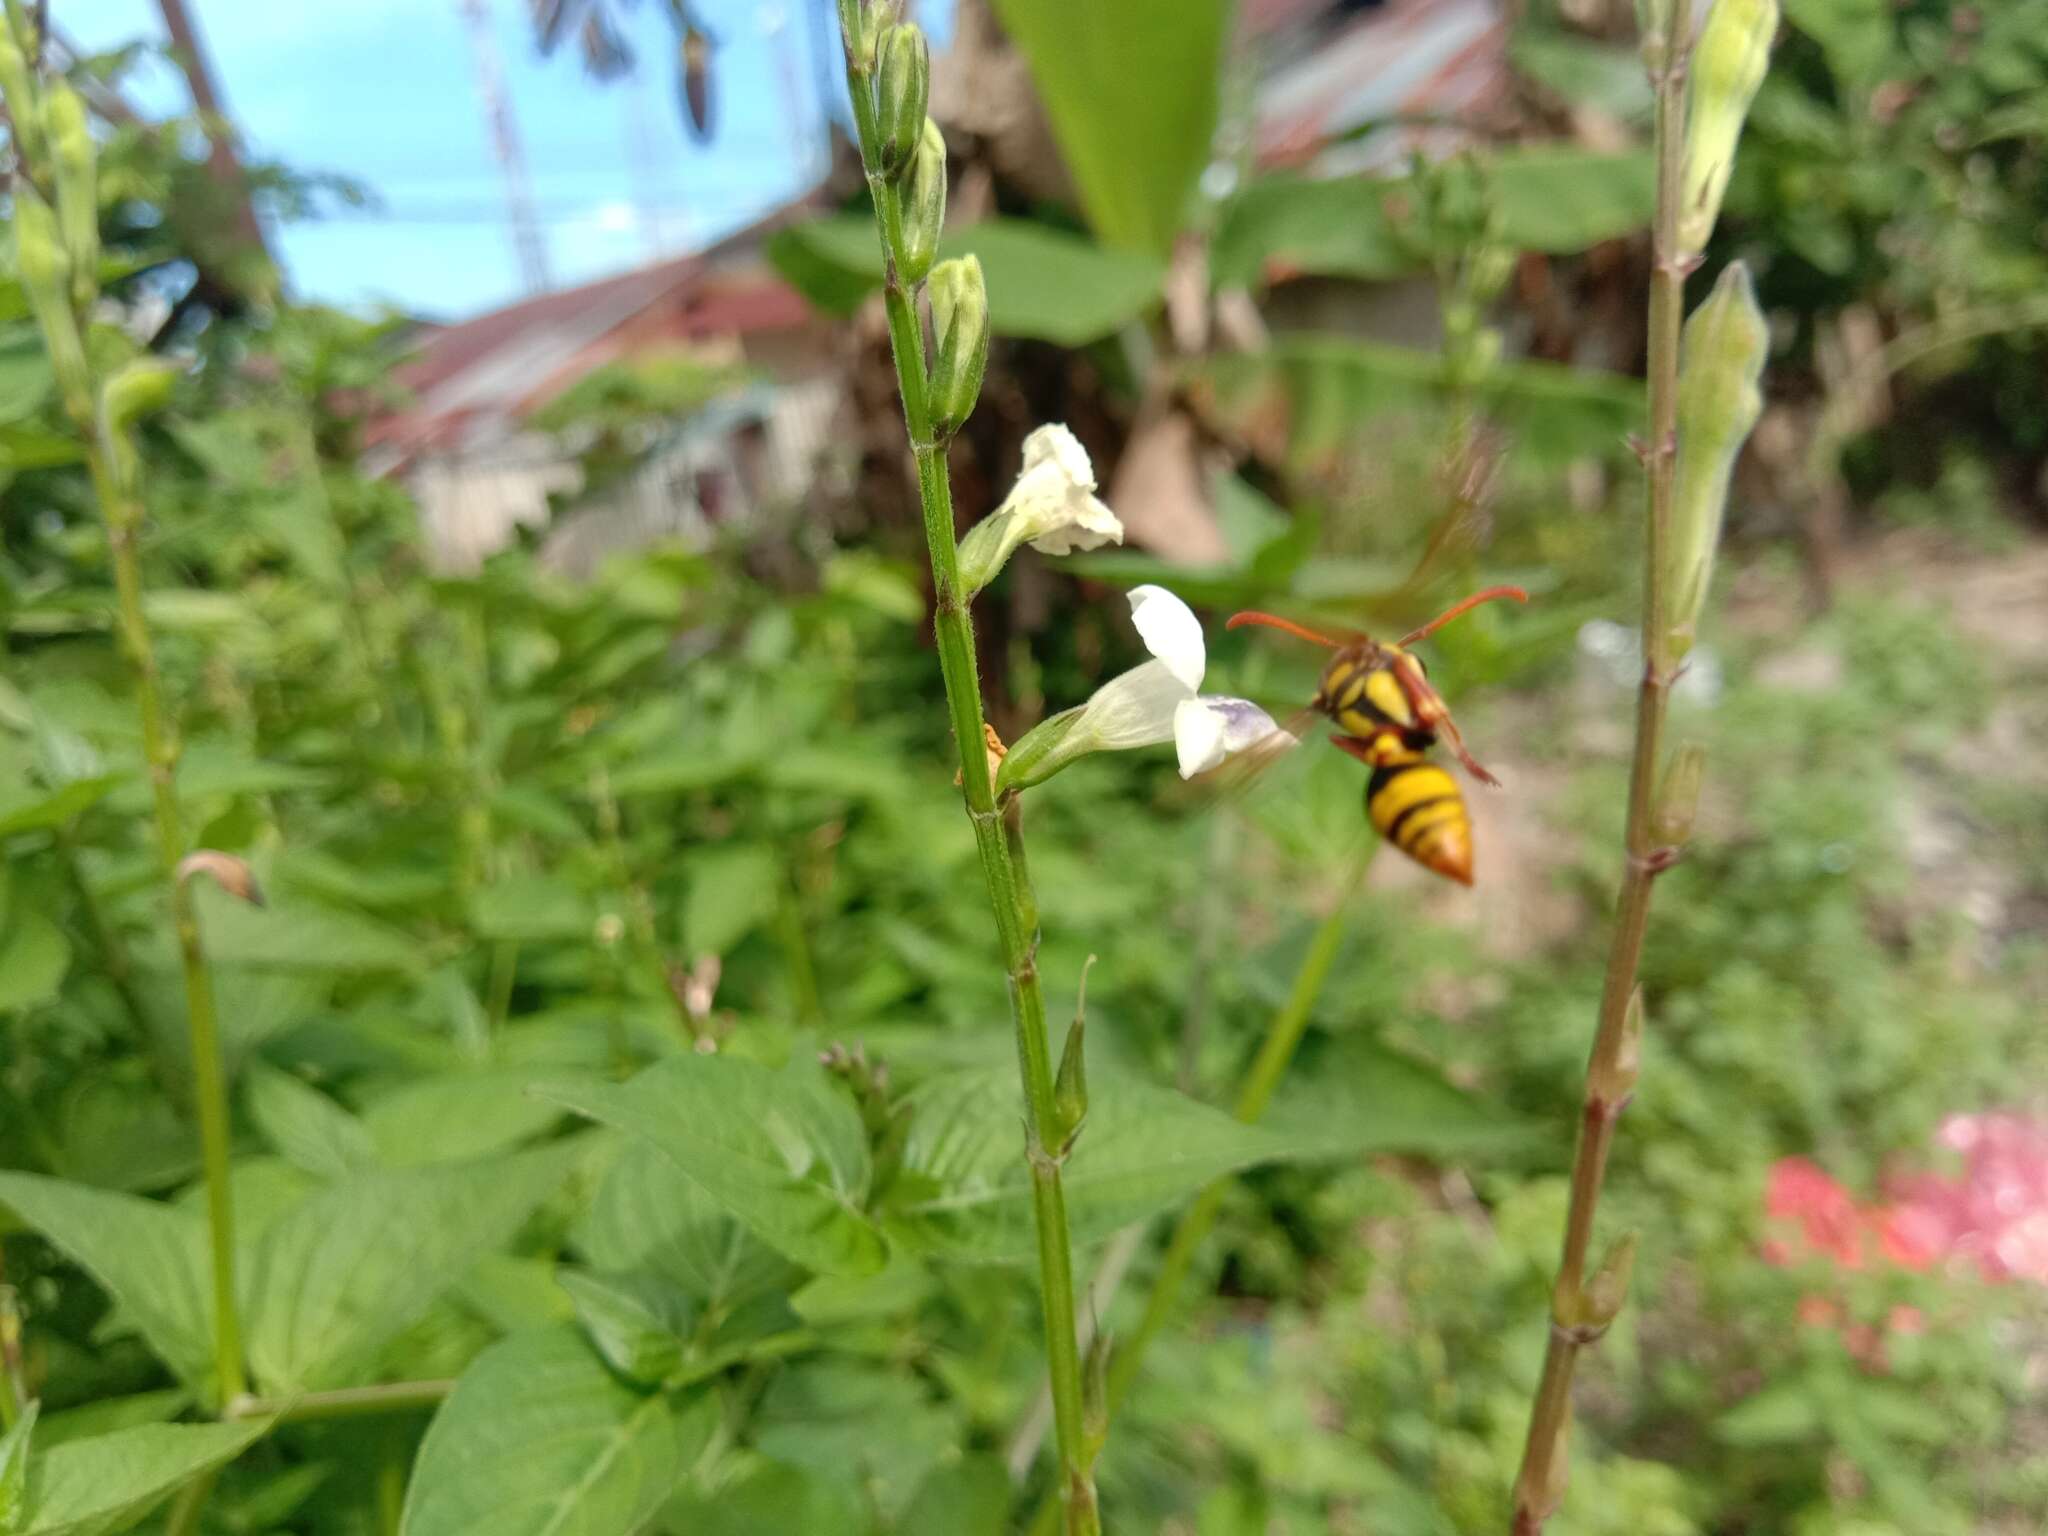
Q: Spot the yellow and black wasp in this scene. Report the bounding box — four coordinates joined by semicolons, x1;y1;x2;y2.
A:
1225;585;1528;885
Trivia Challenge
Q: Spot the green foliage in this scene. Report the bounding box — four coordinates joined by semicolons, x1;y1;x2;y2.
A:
989;0;1230;256
16;1419;267;1536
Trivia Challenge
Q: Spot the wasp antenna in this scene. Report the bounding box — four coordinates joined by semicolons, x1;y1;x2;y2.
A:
1397;585;1529;647
1225;611;1339;649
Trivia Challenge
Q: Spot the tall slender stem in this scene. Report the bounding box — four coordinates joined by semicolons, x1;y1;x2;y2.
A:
1508;13;1691;1532
81;429;245;1407
1023;848;1374;1536
836;25;1097;1531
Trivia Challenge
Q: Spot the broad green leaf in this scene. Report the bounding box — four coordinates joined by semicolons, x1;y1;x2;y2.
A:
360;1070;574;1167
1715;1381;1823;1446
0;777;122;840
189;884;421;974
0;915;69;1013
469;877;595;944
767;216;1164;344
1263;1038;1531;1162
574;1138;791;1306
242;1145;580;1393
1785;0;1893;87
659;1459;863;1536
0;1175;212;1387
1189;336;1641;483
0;1401;36;1530
173;741;327;801
400;1326;712;1536
1211;150;1653;290
991;0;1228;255
890;1067;1291;1262
751;1362;952;1524
1509;31;1653;121
17;1419;266;1536
682;844;780;957
245;1064;376;1179
895;1454;1009;1536
541;1058;883;1277
34;1394;189;1452
556;1270;690;1387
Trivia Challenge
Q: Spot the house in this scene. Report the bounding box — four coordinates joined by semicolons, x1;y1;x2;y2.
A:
370;208;842;573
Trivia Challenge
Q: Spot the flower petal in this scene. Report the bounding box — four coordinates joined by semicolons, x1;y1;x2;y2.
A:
1073;659;1188;752
1173;695;1289;778
1128;585;1205;693
1019;423;1095;489
1027;492;1123;556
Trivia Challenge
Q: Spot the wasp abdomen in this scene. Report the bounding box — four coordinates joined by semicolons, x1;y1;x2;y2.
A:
1366;759;1473;886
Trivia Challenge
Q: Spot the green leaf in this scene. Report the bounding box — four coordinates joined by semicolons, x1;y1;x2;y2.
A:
1263;1038;1531;1162
1715;1380;1823;1446
17;1419;266;1536
1509;30;1653;121
990;0;1228;255
34;1394;189;1452
400;1326;712;1536
890;1067;1290;1262
661;1459;864;1536
173;741;328;801
574;1138;791;1307
894;1455;1009;1536
555;1270;690;1387
241;1146;580;1393
359;1070;574;1167
1211;150;1653;290
767;216;1164;344
682;844;780;957
751;1362;953;1524
0;915;69;1013
0;1401;37;1531
1190;335;1641;484
245;1064;376;1179
1784;0;1894;87
541;1058;883;1278
469;877;595;944
0;777;122;840
189;884;421;974
0;1175;212;1388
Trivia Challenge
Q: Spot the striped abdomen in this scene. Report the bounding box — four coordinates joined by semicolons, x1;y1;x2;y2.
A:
1366;755;1473;885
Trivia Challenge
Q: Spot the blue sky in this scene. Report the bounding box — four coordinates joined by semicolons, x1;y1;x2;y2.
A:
63;1;952;319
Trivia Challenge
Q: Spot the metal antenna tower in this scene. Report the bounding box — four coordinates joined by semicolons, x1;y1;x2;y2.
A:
455;0;551;295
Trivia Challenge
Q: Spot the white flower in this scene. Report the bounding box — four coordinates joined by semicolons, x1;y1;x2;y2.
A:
957;424;1124;592
1002;586;1291;789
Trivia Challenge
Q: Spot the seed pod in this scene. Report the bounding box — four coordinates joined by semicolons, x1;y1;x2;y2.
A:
0;29;43;172
1680;0;1779;255
873;24;929;180
1651;741;1706;848
895;117;945;285
12;183;90;424
44;80;98;311
1662;261;1766;666
926;255;987;437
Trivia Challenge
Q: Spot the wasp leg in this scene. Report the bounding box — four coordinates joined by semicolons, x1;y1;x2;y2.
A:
1388;652;1501;786
1328;727;1415;769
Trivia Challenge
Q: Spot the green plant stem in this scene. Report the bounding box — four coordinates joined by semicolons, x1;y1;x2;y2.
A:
226;1378;455;1424
1023;848;1374;1536
163;1472;216;1536
838;36;1096;1531
78;430;245;1408
1508;16;1690;1533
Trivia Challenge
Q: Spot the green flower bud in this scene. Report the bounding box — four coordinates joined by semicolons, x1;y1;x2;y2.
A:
44;79;99;312
1568;1231;1639;1332
1662;260;1766;666
1680;0;1778;255
1590;987;1644;1108
12;182;90;423
1650;741;1706;848
1081;1329;1111;1464
835;0;887;77
101;357;182;433
873;24;929;180
995;705;1087;792
0;28;44;172
895;117;945;285
926;254;987;437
